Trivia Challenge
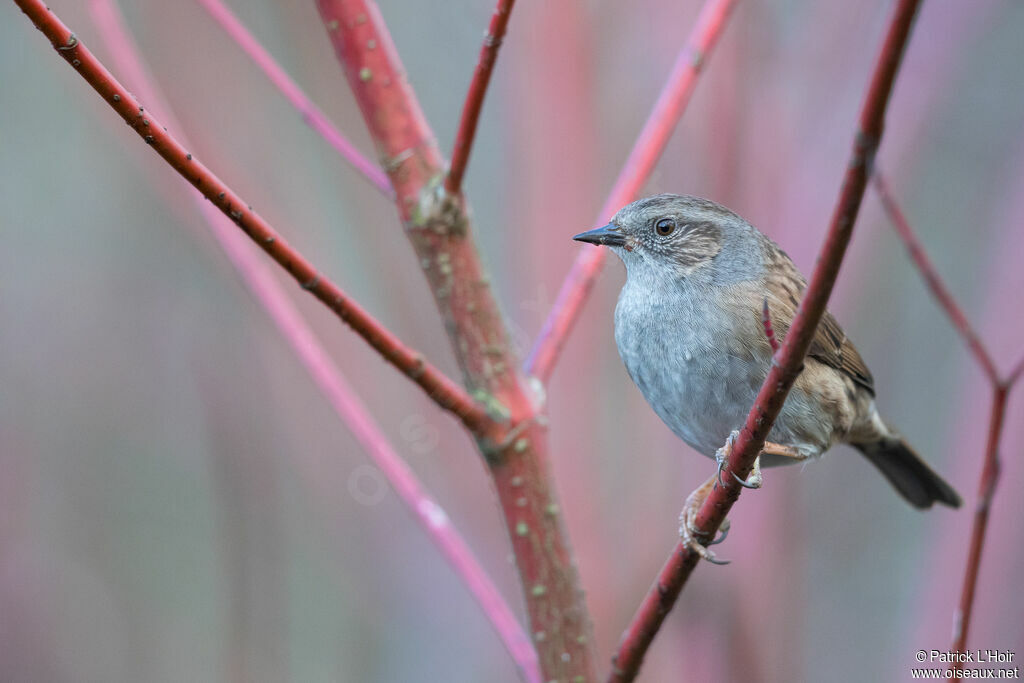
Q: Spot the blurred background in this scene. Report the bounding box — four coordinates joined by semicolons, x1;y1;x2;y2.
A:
2;0;1023;681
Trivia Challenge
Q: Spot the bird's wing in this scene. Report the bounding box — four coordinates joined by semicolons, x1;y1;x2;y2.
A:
810;309;875;396
762;261;876;397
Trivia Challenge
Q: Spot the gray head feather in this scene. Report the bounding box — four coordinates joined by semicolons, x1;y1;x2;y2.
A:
608;194;767;286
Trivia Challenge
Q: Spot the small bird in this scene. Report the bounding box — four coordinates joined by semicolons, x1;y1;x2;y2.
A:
574;194;960;562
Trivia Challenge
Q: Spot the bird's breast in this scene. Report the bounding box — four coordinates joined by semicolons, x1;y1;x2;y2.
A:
613;282;768;457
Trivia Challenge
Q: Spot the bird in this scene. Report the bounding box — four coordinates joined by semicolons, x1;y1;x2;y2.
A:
573;193;960;563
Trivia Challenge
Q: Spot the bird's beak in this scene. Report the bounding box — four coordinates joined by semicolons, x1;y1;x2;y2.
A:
572;223;627;247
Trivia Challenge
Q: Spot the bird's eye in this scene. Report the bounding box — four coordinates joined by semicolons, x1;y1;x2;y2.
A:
655;218;676;236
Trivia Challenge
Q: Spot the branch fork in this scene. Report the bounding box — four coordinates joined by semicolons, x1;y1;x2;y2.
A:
871;169;1024;674
20;0;953;681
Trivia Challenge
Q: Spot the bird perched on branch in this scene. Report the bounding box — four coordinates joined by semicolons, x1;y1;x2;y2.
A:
574;194;960;563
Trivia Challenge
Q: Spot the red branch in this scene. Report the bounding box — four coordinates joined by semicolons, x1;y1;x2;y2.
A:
525;0;739;382
607;1;923;680
85;1;539;678
314;1;596;679
951;385;1007;672
762;299;781;353
10;0;490;436
872;171;1000;384
871;170;1024;673
193;0;392;197
445;0;516;195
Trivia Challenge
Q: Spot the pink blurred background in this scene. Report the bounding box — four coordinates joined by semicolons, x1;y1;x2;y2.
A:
2;1;1023;681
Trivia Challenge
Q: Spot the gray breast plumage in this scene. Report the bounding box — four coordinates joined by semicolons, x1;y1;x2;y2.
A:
612;266;831;460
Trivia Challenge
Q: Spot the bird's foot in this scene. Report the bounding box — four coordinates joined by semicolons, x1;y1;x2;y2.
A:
714;430;739;488
682;431;780;564
679;473;731;565
733;454;762;489
761;441;806;460
714;430;763;489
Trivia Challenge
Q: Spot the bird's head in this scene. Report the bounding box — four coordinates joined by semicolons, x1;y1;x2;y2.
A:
573;194;759;283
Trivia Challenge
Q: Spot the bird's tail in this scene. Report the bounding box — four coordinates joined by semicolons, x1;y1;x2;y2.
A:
854;437;961;509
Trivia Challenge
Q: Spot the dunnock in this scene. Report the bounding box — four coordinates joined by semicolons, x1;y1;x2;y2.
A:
575;194;960;562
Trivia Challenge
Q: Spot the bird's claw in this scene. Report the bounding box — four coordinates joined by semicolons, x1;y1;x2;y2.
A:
708;519;731;546
679;514;730;565
716;430;763;489
681;428;763;564
679;479;731;565
702;548;731;566
732;457;763;489
714;430;739;489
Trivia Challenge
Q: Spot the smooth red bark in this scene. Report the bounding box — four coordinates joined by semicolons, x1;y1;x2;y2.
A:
314;1;595;679
446;0;517;195
950;385;1007;673
607;1;923;680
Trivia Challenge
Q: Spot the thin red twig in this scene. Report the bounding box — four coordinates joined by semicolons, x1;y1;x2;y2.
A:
871;169;1024;672
872;170;999;383
314;1;596;679
12;0;490;435
762;299;781;353
192;0;392;196
445;0;516;195
607;1;923;680
872;170;1024;674
525;0;739;382
950;385;1007;673
87;2;539;679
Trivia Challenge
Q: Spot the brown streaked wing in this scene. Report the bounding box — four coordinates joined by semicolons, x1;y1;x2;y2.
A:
763;261;875;396
811;310;875;396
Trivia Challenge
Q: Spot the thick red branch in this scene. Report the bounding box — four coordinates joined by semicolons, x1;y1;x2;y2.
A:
872;170;1000;384
86;1;538;677
314;1;596;679
607;1;923;680
315;1;443;215
525;0;739;382
11;0;490;435
314;0;513;399
445;0;516;195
